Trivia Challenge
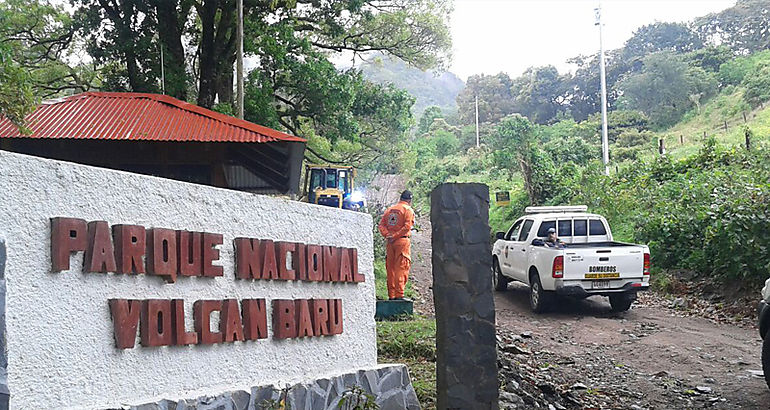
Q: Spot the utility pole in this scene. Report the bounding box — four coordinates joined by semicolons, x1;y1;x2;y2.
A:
236;0;244;119
159;43;165;95
595;5;610;176
475;95;480;148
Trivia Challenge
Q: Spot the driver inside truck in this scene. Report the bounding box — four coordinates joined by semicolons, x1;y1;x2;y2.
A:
544;227;566;249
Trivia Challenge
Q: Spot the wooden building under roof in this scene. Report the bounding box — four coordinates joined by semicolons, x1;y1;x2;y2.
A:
0;92;306;195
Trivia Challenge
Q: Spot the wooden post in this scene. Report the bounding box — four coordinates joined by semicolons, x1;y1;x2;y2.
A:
703;131;707;140
745;128;752;151
724;120;728;131
679;135;684;145
658;138;665;155
743;112;747;123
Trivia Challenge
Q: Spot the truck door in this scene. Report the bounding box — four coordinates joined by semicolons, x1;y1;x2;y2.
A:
509;219;535;282
500;219;522;276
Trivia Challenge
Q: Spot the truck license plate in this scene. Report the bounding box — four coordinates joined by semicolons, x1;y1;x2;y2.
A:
591;280;611;289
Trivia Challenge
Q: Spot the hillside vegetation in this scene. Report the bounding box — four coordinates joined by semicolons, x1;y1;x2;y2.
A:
398;0;770;289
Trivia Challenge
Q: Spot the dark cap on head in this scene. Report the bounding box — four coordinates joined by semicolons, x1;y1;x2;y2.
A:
400;190;413;201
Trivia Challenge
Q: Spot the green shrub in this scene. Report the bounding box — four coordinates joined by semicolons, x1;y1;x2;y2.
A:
629;142;770;284
743;63;770;107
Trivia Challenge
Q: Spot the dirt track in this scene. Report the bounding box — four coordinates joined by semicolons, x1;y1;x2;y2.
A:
496;284;769;409
367;174;770;408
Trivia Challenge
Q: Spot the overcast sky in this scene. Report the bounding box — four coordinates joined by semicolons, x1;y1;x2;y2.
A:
449;0;736;81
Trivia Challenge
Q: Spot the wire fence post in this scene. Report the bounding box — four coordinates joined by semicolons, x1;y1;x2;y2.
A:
745;127;752;151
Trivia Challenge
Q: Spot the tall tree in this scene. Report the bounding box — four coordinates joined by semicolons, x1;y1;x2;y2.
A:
0;44;35;130
417;106;443;135
76;0;452;108
618;51;717;127
622;22;703;61
563;50;630;122
693;0;770;54
492;114;556;205
1;0;93;98
456;73;516;125
509;65;566;124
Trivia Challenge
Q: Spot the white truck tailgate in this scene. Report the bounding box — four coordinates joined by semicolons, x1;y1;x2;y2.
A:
563;246;644;282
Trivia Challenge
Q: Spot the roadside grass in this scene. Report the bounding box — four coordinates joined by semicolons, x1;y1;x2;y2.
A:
377;318;437;409
374;258;417;300
657;88;770;159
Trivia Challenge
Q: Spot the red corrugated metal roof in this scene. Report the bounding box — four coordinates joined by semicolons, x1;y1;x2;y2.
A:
0;92;305;143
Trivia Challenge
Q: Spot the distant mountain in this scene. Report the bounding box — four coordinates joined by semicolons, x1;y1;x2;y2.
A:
358;57;464;118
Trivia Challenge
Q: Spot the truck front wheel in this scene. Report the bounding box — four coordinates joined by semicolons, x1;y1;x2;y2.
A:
493;259;509;291
609;293;634;312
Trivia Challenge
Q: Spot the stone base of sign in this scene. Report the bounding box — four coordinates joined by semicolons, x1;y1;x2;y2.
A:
129;364;419;410
0;236;7;410
375;299;414;319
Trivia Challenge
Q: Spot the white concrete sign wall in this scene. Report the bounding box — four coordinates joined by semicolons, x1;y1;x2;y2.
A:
0;151;376;409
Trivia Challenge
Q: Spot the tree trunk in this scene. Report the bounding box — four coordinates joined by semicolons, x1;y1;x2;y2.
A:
155;0;190;100
217;69;234;107
212;1;236;106
99;0;149;92
196;0;237;108
197;0;219;108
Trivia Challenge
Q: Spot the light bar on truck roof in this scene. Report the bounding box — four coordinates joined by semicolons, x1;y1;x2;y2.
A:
524;205;588;214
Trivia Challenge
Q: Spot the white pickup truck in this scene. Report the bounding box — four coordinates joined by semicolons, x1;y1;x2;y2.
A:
491;206;650;312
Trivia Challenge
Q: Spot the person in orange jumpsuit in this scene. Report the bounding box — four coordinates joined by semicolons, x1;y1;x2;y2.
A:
378;190;415;300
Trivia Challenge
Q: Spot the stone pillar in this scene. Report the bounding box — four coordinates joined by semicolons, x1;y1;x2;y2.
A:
430;183;497;409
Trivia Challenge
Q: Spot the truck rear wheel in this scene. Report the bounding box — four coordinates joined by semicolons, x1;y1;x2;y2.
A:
609;294;634;312
493;259;508;291
529;273;552;313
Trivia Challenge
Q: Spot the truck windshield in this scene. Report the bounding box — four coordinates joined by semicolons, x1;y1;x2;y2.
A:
325;169;338;190
309;169;325;190
506;220;522;240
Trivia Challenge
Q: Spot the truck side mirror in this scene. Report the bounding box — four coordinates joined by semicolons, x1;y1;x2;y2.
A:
495;232;505;240
531;238;545;246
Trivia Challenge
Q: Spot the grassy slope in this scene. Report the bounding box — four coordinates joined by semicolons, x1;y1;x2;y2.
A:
661;88;770;158
377;319;437;409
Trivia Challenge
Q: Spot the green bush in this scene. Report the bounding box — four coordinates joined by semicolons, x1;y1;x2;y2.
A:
743;63;770;107
626;142;770;284
719;50;770;86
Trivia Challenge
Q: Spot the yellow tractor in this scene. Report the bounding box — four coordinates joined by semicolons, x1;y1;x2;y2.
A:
304;165;366;211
